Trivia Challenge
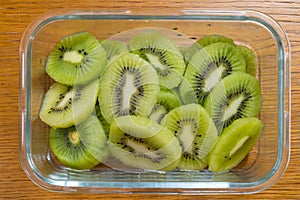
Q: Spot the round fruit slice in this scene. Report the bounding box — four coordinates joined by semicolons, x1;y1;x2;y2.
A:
237;45;257;76
161;103;218;170
39;78;99;128
98;53;160;124
129;30;186;89
208;117;264;172
149;104;167;124
204;73;262;134
180;42;202;65
175;77;198;105
49;115;109;170
181;34;235;64
95;101;110;136
149;88;181;123
108;115;182;171
100;39;129;61
184;42;246;104
46;31;107;86
197;34;234;47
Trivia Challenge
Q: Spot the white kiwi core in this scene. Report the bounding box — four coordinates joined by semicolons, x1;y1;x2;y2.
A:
126;139;160;160
222;95;244;121
179;123;195;153
122;74;137;110
56;90;74;108
203;65;225;92
63;51;84;63
145;53;166;71
229;136;249;157
69;131;80;144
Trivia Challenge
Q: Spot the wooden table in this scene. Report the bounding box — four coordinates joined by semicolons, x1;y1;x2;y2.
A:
1;0;299;199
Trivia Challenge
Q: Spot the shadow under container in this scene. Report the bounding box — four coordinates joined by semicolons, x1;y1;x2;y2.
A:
19;9;290;194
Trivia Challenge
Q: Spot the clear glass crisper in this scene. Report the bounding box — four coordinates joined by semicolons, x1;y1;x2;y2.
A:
19;9;290;194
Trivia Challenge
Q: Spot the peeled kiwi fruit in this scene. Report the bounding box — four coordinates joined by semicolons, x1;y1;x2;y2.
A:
182;34;234;64
129;31;186;89
95;101;110;136
184;42;246;104
49;115;109;170
161;104;218;170
108;115;182;171
197;34;234;47
100;39;129;61
98;53;160;124
46;31;107;86
175;77;199;105
204;73;261;134
180;42;203;65
208;117;263;172
39;78;99;128
149;88;181;123
237;45;257;76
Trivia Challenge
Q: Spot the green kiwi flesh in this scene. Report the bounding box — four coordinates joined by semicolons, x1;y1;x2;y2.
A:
237;45;257;76
95;101;110;136
39;78;99;128
100;39;129;61
197;34;234;47
129;31;186;89
149;88;181;123
208;117;263;172
156;88;181;111
149;104;167;124
98;53;160;124
184;42;246;105
204;73;261;134
161;104;218;170
175;77;198;105
182;34;234;64
108;115;182;171
180;42;202;65
46;31;107;86
49;115;109;170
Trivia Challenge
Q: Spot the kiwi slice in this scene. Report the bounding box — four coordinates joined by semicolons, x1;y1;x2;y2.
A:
161;104;218;170
181;34;234;64
149;104;168;124
95;101;110;136
184;42;246;104
100;39;129;61
197;34;234;47
49;115;109;170
208;117;263;172
108;115;182;171
39;78;99;128
129;31;186;89
180;42;203;65
237;45;257;76
175;77;198;105
149;88;181;123
204;73;261;134
98;53;160;124
46;31;107;86
156;88;181;111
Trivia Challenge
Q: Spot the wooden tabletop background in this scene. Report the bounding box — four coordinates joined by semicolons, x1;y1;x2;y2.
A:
1;0;299;199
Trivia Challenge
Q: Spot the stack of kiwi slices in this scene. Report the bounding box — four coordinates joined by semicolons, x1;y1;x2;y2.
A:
39;29;264;173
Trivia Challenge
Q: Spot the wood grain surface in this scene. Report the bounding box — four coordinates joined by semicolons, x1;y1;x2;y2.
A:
0;0;299;199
